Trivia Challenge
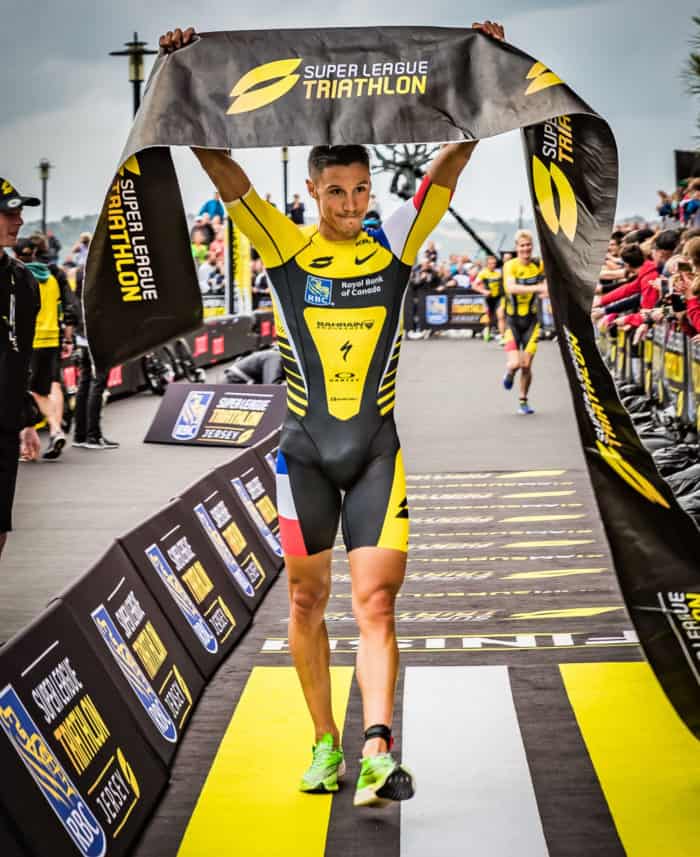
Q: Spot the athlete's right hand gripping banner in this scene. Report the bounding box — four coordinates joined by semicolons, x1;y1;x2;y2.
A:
84;27;700;737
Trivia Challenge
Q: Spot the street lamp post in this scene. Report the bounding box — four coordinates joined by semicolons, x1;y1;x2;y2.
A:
38;158;52;235
282;147;289;216
109;32;158;118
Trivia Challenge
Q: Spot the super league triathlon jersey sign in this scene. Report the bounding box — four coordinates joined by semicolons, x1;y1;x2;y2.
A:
144;383;286;447
0;601;166;857
85;26;700;738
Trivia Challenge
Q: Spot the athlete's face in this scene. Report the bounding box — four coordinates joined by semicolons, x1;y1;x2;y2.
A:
516;238;533;262
486;256;497;270
306;163;371;241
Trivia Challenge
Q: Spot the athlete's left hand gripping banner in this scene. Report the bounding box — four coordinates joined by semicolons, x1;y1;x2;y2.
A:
85;26;700;740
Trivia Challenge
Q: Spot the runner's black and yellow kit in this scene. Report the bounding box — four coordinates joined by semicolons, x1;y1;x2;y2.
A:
476;267;503;327
227;177;450;555
502;257;544;354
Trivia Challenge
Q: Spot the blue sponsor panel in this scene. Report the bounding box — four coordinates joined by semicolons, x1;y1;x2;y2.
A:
60;543;204;766
215;448;285;572
120;499;252;678
171;390;215;441
181;472;279;610
0;601;166;857
425;293;449;326
304;275;333;306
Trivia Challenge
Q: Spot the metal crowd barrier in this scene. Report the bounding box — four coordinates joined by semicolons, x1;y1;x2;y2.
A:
599;321;700;434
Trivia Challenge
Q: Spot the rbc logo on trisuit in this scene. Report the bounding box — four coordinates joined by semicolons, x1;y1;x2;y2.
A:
305;275;333;306
172;391;214;441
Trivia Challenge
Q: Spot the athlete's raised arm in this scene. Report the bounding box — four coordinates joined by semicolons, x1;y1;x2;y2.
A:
159;27;252;201
426;20;505;192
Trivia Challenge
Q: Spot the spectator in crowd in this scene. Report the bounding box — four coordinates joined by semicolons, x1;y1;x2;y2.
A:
71;265;119;450
199;190;225;220
191;227;208;266
194;213;215;245
287;193;305;225
46;231;61;264
252;265;273;309
680;237;700;335
209;221;226;261
16;238;76;460
681;179;700;229
657;191;674;222
424;240;438;264
264;193;276;207
72;232;91;267
197;247;219;293
0;177;41;558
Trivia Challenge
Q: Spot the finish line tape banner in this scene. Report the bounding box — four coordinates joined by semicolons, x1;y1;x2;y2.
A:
84;26;700;736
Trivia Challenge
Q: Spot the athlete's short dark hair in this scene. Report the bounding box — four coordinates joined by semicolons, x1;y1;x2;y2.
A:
620;243;645;269
308;145;370;180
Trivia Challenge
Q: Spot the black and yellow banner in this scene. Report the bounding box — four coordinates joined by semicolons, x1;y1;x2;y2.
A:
85;27;700;736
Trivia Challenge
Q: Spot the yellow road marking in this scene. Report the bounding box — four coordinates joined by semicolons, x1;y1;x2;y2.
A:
500;514;585;523
561;662;700;857
502;568;607;580
501;491;576;499
503;539;594;548
178;666;354;857
508;606;623;620
496;470;567;479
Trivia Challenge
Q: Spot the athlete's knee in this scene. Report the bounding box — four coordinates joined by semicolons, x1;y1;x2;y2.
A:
289;578;330;624
353;584;398;629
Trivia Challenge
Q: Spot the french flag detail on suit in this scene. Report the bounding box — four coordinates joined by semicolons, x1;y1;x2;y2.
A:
276;452;307;556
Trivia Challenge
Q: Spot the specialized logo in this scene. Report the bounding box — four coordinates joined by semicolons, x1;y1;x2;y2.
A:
192;504;257;597
309;256;334;269
0;684;107;857
227;58;302;115
145;544;220;652
91;605;177;743
172;390;215;441
333;371;357;382
305;275;333;306
340;340;352;361
355;250;378;265
396;497;409;519
525;61;564;96
532;155;577;241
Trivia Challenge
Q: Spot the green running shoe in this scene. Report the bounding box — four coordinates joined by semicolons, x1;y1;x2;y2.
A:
353;753;415;807
299;733;345;793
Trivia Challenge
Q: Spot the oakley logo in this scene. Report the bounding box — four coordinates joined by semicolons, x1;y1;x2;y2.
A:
228;58;302;115
531;155;577;242
309;256;334;269
340;341;352;361
525;61;564;96
355;250;378;265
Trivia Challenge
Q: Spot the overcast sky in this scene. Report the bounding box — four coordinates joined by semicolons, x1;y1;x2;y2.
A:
1;0;697;226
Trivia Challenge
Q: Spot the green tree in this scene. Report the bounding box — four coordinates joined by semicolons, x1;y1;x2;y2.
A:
683;15;700;134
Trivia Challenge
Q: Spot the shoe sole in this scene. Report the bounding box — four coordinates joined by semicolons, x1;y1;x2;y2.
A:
42;437;65;460
300;760;346;794
354;766;415;807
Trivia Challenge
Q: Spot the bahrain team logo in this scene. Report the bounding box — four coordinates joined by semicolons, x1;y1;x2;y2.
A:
0;684;107;857
91;605;178;743
305;275;333;306
228;58;302;115
531;155;578;242
525;61;564;96
172;390;214;441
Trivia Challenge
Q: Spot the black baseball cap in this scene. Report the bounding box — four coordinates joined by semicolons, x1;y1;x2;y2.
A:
0;178;40;213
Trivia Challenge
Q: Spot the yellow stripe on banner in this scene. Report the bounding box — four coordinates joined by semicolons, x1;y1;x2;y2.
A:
500;514;585;523
496;470;566;479
178;666;354;857
561;662;700;857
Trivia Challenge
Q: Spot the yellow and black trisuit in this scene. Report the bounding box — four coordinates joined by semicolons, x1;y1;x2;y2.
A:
227;177;450;556
502;257;544;355
475;267;503;329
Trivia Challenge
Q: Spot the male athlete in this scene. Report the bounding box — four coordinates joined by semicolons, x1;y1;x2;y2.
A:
161;19;505;807
475;254;504;341
502;229;548;414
